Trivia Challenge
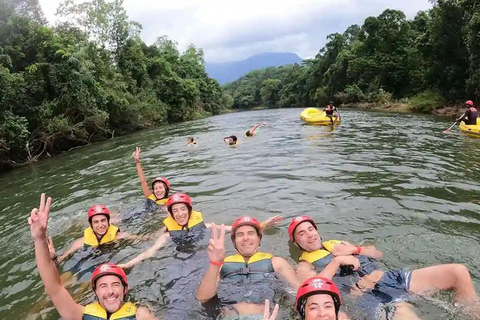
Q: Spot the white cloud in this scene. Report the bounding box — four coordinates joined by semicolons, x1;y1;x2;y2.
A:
39;0;432;62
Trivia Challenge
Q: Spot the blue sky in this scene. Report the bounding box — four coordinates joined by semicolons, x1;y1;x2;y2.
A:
39;0;432;63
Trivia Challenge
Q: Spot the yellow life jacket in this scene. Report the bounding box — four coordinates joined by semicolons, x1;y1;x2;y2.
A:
83;225;119;247
148;194;167;205
221;252;274;280
300;240;379;275
299;240;342;270
163;211;206;238
82;301;136;320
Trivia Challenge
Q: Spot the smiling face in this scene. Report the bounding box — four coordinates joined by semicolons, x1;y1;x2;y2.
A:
95;275;127;313
305;294;337;320
153;182;167;199
293;221;321;252
171;203;190;226
91;215;109;237
234;225;260;257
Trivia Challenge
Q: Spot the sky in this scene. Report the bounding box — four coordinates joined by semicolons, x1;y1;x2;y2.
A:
38;0;433;63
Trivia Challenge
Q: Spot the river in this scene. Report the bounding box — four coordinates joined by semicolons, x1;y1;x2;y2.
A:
0;108;479;319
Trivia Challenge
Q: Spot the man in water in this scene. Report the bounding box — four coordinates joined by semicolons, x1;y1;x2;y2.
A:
223;135;238;146
323;101;339;124
48;204;137;264
28;193;158;320
118;194;282;269
289;215;480;319
460;100;478;125
245;122;267;137
196;216;301;318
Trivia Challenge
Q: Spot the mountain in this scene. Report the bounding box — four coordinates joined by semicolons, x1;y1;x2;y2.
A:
206;52;303;85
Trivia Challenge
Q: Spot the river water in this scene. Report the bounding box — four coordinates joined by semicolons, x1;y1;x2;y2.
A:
0;108;479;320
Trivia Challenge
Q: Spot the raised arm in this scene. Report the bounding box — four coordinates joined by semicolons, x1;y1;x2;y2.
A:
197;224;225;303
118;232;170;269
49;237;84;265
133;147;152;199
260;215;283;230
272;256;301;289
250;122;267;134
29;194;83;320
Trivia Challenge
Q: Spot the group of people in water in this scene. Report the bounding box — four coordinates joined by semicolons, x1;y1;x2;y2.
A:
28;114;480;320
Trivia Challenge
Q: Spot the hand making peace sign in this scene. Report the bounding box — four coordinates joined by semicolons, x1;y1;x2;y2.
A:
28;193;52;240
208;223;226;264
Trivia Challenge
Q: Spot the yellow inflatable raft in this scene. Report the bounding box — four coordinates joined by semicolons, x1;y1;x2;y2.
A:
459;119;480;138
300;108;340;125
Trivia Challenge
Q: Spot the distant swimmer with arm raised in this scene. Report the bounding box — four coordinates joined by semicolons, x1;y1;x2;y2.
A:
245;122;267;137
133;147;170;206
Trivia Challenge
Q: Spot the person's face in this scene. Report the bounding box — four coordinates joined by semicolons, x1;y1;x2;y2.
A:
224;137;233;144
294;222;321;252
153;182;167;199
95;275;127;313
91;215;109;237
171;203;189;226
234;225;260;256
305;294;337;320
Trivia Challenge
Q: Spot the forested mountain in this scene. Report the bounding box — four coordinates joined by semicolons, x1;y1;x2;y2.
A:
206;52;303;84
225;0;474;113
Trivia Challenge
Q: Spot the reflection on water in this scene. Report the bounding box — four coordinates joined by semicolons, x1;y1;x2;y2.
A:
0;108;479;319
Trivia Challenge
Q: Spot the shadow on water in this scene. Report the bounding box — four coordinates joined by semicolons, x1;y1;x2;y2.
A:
0;109;479;319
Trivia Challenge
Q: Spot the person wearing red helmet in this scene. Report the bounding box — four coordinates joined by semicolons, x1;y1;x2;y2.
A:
289;215;480;319
133;147;170;206
459;100;478;125
295;276;350;320
47;204;134;265
118;196;282;269
28;194;159;320
196;217;300;318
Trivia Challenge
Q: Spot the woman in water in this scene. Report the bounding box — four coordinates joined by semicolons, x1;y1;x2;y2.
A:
223;135;238;146
133;147;170;206
245;122;267;137
186;137;197;147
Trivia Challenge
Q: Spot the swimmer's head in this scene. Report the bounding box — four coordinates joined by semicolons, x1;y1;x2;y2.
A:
296;277;341;320
166;193;193;226
151;177;170;200
187;137;196;145
245;130;253;137
87;205;111;237
91;263;128;313
223;135;238;145
231;216;262;256
289;216;321;252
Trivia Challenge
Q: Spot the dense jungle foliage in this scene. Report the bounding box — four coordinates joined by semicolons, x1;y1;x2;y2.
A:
225;0;478;114
0;0;232;172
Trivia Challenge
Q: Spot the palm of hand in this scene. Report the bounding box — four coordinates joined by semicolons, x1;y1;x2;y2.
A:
208;224;226;263
28;194;52;239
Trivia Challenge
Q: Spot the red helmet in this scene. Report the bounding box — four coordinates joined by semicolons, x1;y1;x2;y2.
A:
151;177;170;194
166;193;192;214
288;216;317;242
87;205;110;221
295;277;341;318
231;216;262;241
91;263;128;291
466;100;474;106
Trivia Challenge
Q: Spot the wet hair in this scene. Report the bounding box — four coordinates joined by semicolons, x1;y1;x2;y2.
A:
187;137;194;143
245;130;252;137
